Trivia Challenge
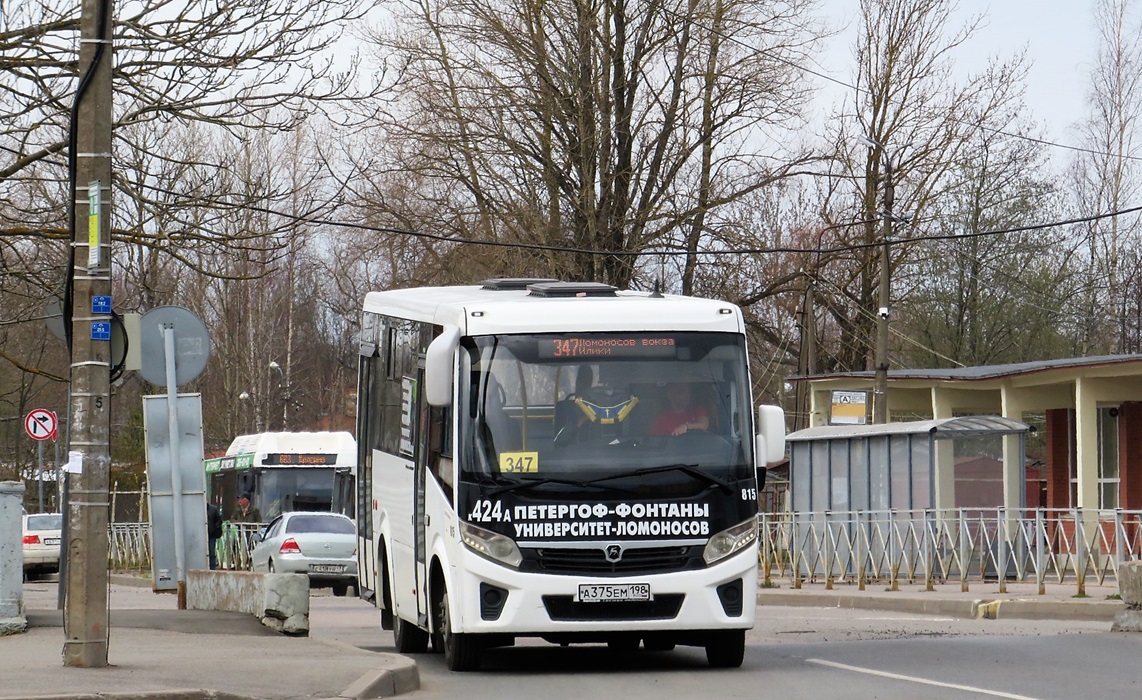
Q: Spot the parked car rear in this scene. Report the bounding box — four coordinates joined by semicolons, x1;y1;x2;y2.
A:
23;512;63;579
250;512;357;596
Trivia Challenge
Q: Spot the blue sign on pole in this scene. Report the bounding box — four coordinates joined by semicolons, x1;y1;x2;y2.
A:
92;295;112;314
91;321;111;341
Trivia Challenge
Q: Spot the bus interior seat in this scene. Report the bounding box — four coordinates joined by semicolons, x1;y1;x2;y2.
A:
481;373;520;454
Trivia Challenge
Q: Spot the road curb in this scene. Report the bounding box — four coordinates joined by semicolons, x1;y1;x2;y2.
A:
976;598;1122;621
315;637;421;698
0;691;255;700
338;662;421;700
757;590;1124;622
757;591;978;618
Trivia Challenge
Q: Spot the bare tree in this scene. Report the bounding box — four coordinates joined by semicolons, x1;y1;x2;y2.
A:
353;0;823;288
817;0;1028;373
0;0;376;367
895;123;1081;366
1072;0;1142;354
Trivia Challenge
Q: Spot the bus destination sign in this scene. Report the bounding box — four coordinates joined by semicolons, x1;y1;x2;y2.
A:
261;452;339;466
539;336;678;359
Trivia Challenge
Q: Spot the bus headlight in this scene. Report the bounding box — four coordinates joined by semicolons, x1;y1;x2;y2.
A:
702;518;757;565
460;521;523;568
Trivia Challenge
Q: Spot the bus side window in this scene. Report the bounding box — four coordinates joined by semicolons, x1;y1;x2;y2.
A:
428;405;454;500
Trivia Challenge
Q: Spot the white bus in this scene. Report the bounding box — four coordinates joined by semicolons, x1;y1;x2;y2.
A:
355;280;785;671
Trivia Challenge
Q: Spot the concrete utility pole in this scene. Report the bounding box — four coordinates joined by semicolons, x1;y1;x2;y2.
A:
796;280;817;431
64;0;114;668
873;157;894;424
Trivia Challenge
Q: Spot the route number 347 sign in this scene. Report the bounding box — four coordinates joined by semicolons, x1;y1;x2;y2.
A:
25;409;58;441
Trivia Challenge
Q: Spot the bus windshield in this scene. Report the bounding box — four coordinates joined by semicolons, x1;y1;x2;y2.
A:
459;332;754;491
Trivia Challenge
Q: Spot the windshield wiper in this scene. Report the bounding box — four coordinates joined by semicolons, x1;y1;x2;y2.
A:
582;464;734;493
484;475;594;497
483;474;643;497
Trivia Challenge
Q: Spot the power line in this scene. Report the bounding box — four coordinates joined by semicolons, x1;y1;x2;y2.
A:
136;179;1142;257
656;3;1142;163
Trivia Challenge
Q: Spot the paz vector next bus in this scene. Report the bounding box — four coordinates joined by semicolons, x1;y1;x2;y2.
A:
354;280;786;671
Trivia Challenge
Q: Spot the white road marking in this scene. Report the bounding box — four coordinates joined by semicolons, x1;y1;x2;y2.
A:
806;658;1043;700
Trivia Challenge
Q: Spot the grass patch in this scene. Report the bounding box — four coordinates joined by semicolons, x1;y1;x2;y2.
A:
1106;593;1122;600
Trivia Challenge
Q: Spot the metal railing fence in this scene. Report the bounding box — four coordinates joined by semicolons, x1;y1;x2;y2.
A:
108;521;265;573
109;523;152;571
760;508;1142;594
217;523;264;571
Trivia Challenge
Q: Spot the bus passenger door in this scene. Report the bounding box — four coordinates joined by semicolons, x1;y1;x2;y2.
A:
413;367;430;625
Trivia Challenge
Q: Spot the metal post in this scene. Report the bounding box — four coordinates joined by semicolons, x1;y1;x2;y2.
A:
1075;507;1087;597
824;510;834;590
792;513;802;589
37;440;44;512
164;327;188;609
1035;509;1045;595
63;0;114;669
1115;509;1125;580
959;508;969;592
997;507;1008;593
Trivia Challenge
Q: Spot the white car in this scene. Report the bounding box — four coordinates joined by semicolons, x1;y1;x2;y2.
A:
249;512;358;596
22;512;63;579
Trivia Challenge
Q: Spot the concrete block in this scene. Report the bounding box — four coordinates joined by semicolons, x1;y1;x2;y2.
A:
187;569;309;635
1118;561;1142;607
1112;608;1142;632
188;570;263;615
0;482;26;627
263;573;310;620
0;616;28;636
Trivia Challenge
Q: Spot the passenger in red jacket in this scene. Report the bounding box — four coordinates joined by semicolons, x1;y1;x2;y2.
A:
650;382;709;437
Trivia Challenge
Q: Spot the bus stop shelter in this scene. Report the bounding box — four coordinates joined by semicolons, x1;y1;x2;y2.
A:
787;416;1031;513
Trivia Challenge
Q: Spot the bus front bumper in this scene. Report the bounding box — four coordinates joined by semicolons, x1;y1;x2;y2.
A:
449;545;758;635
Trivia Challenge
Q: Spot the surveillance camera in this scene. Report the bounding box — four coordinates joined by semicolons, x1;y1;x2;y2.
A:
877;307;889;319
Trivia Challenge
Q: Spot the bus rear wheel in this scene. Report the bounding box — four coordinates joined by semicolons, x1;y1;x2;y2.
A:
435;581;481;671
704;630;745;668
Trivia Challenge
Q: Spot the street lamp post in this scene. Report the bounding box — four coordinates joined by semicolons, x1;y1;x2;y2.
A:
238;391;263;433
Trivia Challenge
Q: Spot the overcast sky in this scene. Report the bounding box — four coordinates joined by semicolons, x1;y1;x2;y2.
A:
812;0;1102;156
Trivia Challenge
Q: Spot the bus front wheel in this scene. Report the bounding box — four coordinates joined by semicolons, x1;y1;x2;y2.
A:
434;581;482;671
394;615;429;654
704;630;745;668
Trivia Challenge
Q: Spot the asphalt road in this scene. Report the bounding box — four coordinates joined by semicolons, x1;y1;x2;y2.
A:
310;594;1141;699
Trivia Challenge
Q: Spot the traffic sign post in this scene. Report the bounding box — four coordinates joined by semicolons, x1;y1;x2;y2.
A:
25;409;58;441
25;409;58;514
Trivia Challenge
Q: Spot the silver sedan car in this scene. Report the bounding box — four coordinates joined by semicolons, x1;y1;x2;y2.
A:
249;512;358;596
22;512;63;579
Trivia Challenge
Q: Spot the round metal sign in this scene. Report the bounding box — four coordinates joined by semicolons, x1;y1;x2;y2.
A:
25;409;58;441
138;306;211;386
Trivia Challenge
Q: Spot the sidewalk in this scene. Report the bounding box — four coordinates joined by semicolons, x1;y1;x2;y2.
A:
0;576;417;700
0;574;1125;700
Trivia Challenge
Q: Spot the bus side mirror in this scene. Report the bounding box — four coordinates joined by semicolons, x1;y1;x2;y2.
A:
755;405;786;465
426;325;460;407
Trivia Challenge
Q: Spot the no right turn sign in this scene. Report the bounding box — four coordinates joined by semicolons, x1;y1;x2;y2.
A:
25;409;58;441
